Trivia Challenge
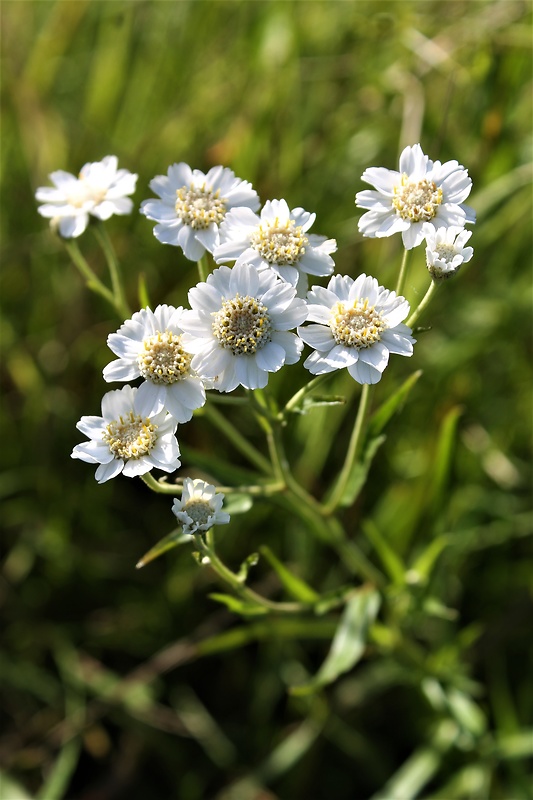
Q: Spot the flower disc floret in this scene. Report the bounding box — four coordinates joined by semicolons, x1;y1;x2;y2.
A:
71;385;180;483
172;478;230;535
140;163;260;261
180;263;308;392
423;224;474;281
138;331;192;384
250;218;308;266
212;295;272;355
330;300;386;349
391;176;443;223
298;273;415;385
103;412;157;460
35;155;137;238
175;186;226;230
214;199;336;290
355;144;475;250
103;305;206;423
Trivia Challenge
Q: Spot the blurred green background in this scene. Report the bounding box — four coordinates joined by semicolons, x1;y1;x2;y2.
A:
1;1;532;798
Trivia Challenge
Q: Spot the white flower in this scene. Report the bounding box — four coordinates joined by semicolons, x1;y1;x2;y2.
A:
213;199;337;293
71;385;180;483
423;224;473;281
36;156;137;238
139;163;260;260
298;274;416;385
180;262;308;392
355;144;475;250
103;305;206;423
172;478;230;535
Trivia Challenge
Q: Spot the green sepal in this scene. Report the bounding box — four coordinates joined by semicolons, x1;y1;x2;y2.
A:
260;545;319;603
338;435;385;507
136;527;192;568
290;588;381;695
208;593;269;617
367;370;423;439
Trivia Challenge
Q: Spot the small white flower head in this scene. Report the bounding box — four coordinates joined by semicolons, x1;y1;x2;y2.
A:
214;199;337;293
139;163;260;260
35;156;138;238
172;478;230;535
180;262;308;392
355;144;475;250
423;224;474;281
298;274;416;385
71;385;180;483
103;305;206;423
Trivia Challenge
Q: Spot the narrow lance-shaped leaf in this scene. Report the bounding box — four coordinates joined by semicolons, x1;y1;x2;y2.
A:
260;545;319;603
136;527;192;569
339;435;385;507
208;593;268;617
367;370;422;439
290;588;381;695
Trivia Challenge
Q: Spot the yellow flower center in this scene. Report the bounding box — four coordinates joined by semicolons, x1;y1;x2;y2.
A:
138;331;192;384
250;217;308;265
175;185;226;229
103;412;157;460
329;299;387;349
392;176;443;223
212;294;272;356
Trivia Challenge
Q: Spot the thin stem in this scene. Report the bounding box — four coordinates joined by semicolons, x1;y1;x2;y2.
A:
141;473;284;497
395;248;411;296
93;224;131;319
283;373;333;415
324;383;372;514
197;254;209;282
197;530;308;613
63;240;115;307
204;405;273;475
406;280;439;328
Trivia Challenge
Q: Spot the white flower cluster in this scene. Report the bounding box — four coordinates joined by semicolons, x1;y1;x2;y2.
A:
36;144;474;537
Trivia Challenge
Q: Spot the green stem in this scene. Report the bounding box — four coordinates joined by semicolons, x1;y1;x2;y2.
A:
283;373;333;415
204;405;273;475
324;383;372;514
141;473;284;497
395;248;411;296
406;280;438;328
197;530;308;613
93;223;131;319
197;254;209;282
63;240;116;308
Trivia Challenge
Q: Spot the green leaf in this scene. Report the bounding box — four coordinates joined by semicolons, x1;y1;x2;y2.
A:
236;552;260;582
362;520;405;585
446;688;487;738
367;370;422;438
259;545;319;603
312;584;355;615
137;272;151;309
427;405;463;511
222;493;253;515
208;593;269;617
290;588;381;695
136;527;192;568
298;394;346;413
410;535;450;583
339;435;385;507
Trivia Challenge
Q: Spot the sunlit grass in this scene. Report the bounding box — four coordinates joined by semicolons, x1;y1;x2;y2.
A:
1;1;532;798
